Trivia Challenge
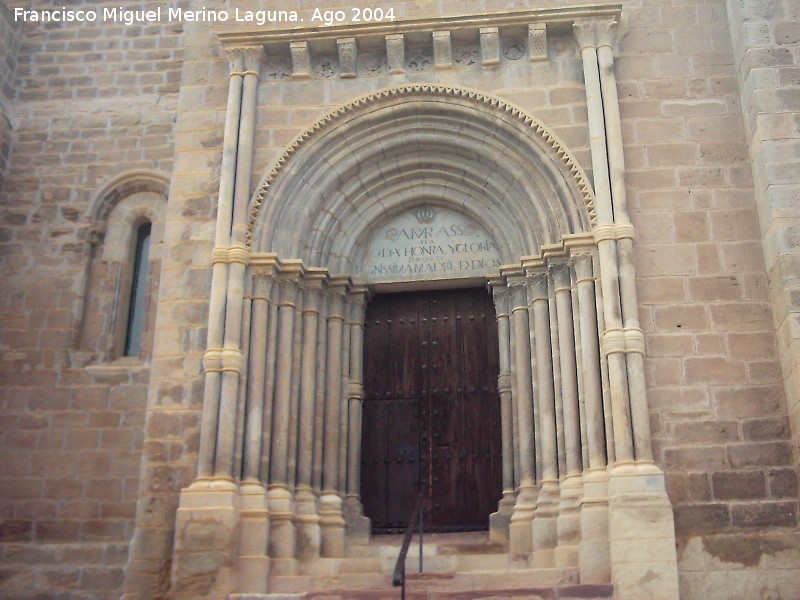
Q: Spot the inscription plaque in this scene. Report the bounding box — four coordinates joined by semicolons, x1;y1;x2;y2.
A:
361;206;502;283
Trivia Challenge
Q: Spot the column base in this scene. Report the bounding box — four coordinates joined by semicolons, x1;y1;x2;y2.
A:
238;481;270;593
268;485;296;559
509;485;537;557
489;490;515;544
344;494;371;546
555;474;582;568
319;492;346;557
607;463;679;600
579;467;610;584
294;486;321;560
171;477;240;599
531;480;559;568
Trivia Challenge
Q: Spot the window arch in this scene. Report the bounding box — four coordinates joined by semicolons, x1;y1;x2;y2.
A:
72;171;168;364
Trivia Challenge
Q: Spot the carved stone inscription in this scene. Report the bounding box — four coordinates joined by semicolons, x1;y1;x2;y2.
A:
363;206;502;283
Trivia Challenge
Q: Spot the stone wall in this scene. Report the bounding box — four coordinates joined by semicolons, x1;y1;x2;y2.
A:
614;1;800;596
725;0;800;473
0;3;20;191
0;1;182;597
0;0;798;598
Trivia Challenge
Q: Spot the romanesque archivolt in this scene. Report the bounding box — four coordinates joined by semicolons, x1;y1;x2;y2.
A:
246;84;597;250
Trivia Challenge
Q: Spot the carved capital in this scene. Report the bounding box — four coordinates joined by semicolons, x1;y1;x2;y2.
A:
241;45;266;74
252;271;275;299
572;253;595;282
277;278;300;306
299;278;323;313
325;287;347;319
528;272;549;302
224;47;245;73
573;19;619;52
595;19;619;50
550;263;571;292
87;223;105;247
506;274;528;310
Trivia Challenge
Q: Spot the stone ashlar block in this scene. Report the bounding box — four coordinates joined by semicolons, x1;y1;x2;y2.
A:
711;471;768;500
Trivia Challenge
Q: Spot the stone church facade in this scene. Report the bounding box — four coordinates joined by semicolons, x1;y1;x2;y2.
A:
0;0;799;599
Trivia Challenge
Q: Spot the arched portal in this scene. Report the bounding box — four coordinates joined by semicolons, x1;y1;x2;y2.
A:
240;85;611;563
248;85;596;264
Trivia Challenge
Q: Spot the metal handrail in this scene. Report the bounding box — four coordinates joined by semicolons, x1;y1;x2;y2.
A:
392;487;426;599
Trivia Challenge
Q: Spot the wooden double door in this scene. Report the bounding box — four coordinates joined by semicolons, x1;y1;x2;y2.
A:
361;287;502;533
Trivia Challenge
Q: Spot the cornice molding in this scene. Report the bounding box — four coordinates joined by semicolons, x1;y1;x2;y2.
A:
217;4;622;50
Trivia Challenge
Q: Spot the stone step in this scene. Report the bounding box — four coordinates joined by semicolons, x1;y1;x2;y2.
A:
232;583;613;599
386;551;511;574
269;567;579;594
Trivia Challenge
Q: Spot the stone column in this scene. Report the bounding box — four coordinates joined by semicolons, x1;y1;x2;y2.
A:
312;294;329;493
170;46;258;600
268;276;300;565
529;272;559;569
596;24;653;465
260;285;280;484
238;272;272;593
287;287;305;492
509;313;521;491
574;20;679;599
319;283;347;557
338;295;353;502
344;288;371;544
294;275;324;560
506;272;537;557
573;252;611;584
552;264;583;569
489;280;515;543
195;48;244;482
216;46;263;481
573;21;634;466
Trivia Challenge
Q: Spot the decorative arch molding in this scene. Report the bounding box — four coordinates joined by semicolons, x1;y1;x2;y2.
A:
86;169;170;222
248;85;596;274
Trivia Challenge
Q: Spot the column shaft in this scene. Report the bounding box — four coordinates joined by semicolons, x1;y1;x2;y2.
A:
575;256;606;469
270;281;298;486
507;276;537;556
297;284;321;487
531;275;558;483
554;267;581;476
346;296;366;497
312;296;329;492
243;276;271;481
287;290;304;488
260;296;279;483
323;299;343;492
196;52;243;479
574;26;634;464
530;273;559;568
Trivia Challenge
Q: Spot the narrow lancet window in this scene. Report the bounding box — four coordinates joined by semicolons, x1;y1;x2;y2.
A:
124;222;152;356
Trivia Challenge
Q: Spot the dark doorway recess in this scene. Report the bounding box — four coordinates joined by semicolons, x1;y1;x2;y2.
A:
361;287;502;533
